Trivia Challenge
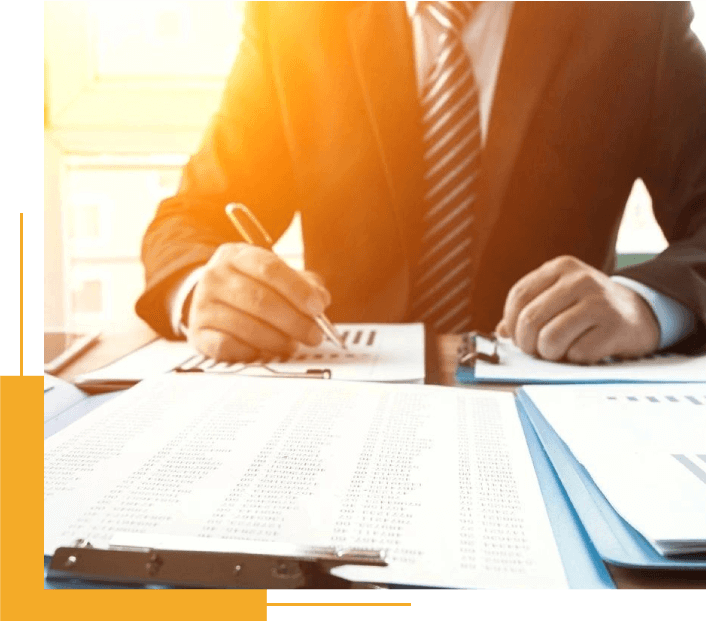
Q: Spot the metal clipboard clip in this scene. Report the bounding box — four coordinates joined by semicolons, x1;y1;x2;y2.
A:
48;539;387;589
457;331;500;368
174;354;332;379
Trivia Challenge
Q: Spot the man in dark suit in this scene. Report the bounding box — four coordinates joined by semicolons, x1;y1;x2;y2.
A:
136;1;705;363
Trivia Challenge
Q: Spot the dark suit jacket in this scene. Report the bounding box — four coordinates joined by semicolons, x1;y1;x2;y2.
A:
136;1;706;353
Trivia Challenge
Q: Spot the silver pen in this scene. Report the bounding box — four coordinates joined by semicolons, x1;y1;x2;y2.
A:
225;203;347;350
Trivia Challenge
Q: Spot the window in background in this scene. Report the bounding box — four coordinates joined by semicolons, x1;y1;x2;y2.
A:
44;1;247;330
58;153;304;330
60;154;187;329
92;1;242;80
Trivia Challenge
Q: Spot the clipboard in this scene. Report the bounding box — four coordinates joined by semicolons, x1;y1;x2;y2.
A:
43;382;615;590
517;388;706;570
46;539;387;589
454;331;503;384
455;332;706;385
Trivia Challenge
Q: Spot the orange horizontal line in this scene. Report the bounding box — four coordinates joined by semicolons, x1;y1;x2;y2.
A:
268;604;412;606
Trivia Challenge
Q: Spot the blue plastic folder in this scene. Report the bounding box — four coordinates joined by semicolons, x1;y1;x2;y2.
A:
44;386;614;589
517;388;705;570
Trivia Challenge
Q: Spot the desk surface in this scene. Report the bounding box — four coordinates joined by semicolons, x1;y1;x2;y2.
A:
55;314;705;590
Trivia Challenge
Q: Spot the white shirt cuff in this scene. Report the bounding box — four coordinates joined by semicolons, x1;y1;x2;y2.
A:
611;275;696;350
167;266;206;338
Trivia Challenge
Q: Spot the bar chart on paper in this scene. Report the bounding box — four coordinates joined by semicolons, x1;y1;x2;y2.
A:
520;383;706;557
180;323;426;383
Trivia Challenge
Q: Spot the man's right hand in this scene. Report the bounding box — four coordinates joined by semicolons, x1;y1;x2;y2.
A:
186;243;331;362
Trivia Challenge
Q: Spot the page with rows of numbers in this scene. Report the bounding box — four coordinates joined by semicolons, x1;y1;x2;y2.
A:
45;374;568;588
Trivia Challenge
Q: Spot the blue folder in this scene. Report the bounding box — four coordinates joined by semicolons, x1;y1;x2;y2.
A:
517;388;705;571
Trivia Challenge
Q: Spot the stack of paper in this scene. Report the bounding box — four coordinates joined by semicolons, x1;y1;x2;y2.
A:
520;383;705;557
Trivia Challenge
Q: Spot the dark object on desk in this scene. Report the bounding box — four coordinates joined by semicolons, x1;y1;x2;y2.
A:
48;540;386;589
457;331;500;367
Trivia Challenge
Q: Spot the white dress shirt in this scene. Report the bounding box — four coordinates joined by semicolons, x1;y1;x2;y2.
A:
168;1;694;348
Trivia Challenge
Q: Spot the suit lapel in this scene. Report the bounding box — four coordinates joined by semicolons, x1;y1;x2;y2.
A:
347;2;424;267
474;3;579;265
345;2;579;306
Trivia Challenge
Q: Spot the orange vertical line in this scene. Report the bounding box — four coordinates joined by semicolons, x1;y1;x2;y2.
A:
20;214;24;375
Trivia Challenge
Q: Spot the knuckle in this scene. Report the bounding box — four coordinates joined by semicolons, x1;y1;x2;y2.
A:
517;305;538;331
537;328;563;361
566;346;588;364
200;266;221;288
246;285;269;316
517;338;535;357
548;254;581;273
257;254;284;283
213;242;239;262
199;331;227;361
508;280;525;301
304;270;326;288
555;255;579;271
572;272;597;293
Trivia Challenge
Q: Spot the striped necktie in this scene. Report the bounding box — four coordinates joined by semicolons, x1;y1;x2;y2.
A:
409;1;481;334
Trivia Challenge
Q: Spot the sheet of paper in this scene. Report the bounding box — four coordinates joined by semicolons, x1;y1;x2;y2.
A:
44;374;60;392
183;323;425;383
475;337;705;383
522;384;705;555
73;338;194;386
45;374;567;588
75;324;425;386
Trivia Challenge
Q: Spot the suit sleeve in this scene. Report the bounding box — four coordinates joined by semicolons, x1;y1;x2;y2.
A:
616;1;706;354
135;2;300;338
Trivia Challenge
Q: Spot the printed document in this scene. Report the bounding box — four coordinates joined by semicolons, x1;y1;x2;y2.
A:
522;383;705;555
45;374;567;588
75;323;425;387
475;337;705;383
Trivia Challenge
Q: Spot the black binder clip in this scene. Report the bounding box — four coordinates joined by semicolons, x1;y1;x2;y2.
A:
48;539;387;589
457;331;500;367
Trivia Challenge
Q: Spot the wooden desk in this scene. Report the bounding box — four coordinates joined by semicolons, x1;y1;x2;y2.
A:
56;317;706;590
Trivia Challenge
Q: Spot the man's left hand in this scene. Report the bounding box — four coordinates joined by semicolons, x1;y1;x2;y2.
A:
495;256;660;363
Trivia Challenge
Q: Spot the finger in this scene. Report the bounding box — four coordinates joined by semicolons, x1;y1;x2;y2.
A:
222;245;329;317
301;270;332;305
514;277;584;356
210;271;323;346
501;261;566;340
193;299;298;358
565;326;616;364
495;320;509;337
535;300;598;361
190;327;261;363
